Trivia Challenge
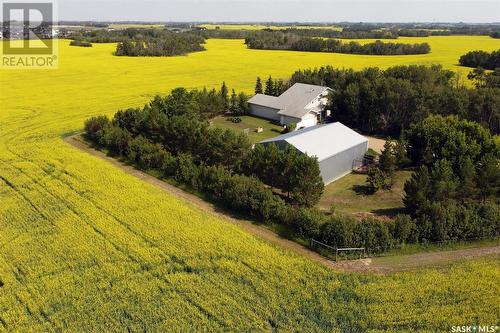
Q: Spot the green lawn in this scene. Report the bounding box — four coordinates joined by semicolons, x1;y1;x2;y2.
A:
211;115;283;143
317;171;413;215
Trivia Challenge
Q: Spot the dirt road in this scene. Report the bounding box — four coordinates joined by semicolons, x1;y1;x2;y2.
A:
65;134;499;273
334;245;500;273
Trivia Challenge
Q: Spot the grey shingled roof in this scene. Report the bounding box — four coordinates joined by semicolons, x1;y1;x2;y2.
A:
277;83;331;118
247;94;281;109
248;83;331;119
260;122;368;162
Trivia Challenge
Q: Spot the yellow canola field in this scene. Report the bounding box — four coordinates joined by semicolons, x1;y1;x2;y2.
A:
0;37;499;331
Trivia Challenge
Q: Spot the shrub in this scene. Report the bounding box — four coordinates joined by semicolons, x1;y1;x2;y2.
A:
174;154;200;188
101;126;132;156
367;167;390;193
290;208;326;238
394;214;418;243
70;40;92;47
319;215;357;248
83;116;110;143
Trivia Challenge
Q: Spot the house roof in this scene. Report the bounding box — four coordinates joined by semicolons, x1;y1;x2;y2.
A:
277;83;331;119
248;83;331;119
260;122;368;162
248;94;281;109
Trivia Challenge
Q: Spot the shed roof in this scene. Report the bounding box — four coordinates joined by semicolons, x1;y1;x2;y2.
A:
260;122;368;162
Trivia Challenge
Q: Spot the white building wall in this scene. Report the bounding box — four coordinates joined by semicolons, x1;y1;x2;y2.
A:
281;113;318;129
249;104;281;121
296;113;318;129
319;140;369;185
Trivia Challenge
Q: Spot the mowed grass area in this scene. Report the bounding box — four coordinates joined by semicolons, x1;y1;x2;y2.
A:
0;38;499;331
317;171;413;215
211;115;283;143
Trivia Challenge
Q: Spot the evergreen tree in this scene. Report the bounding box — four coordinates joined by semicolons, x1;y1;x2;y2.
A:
265;76;274;95
237;92;249;115
255;77;263;94
379;141;397;174
229;89;238;113
220;82;229;108
273;79;285;96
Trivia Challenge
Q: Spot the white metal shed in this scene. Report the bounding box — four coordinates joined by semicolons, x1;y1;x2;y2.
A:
259;122;368;185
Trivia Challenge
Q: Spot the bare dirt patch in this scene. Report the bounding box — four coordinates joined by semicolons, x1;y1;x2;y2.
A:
367;136;386;154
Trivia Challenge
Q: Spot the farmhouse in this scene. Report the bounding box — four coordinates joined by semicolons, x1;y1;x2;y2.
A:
260;122;368;184
248;83;333;129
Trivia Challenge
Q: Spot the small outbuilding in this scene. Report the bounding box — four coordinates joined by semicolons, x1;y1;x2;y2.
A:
259;122;368;185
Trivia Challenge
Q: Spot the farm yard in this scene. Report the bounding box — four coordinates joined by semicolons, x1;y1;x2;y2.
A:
1;36;500;331
317;171;413;215
211;115;283;143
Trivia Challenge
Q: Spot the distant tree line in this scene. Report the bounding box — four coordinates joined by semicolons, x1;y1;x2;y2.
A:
115;36;205;56
69;40;92;47
70;28;206;57
288;65;500;135
263;28;399;39
198;25;500;40
244;32;430;55
459;49;500;70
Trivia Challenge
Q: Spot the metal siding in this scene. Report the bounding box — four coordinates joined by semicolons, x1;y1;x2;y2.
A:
260;140;289;150
319;141;368;185
249;104;281;121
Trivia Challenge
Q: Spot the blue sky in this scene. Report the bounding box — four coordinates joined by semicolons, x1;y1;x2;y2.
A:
59;0;500;22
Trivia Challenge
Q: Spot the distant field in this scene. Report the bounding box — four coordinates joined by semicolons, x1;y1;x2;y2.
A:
108;23;166;29
199;24;343;31
1;38;499;330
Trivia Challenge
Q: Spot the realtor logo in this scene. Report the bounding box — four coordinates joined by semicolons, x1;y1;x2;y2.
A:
1;1;58;69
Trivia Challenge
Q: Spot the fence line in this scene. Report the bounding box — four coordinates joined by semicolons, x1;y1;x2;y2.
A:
311;239;366;262
311;236;498;261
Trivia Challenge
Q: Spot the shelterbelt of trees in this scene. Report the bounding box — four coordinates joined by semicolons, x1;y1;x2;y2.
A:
459;49;500;70
69;40;92;47
83;72;499;253
244;31;431;55
197;22;500;39
71;28;206;56
288;65;500;135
